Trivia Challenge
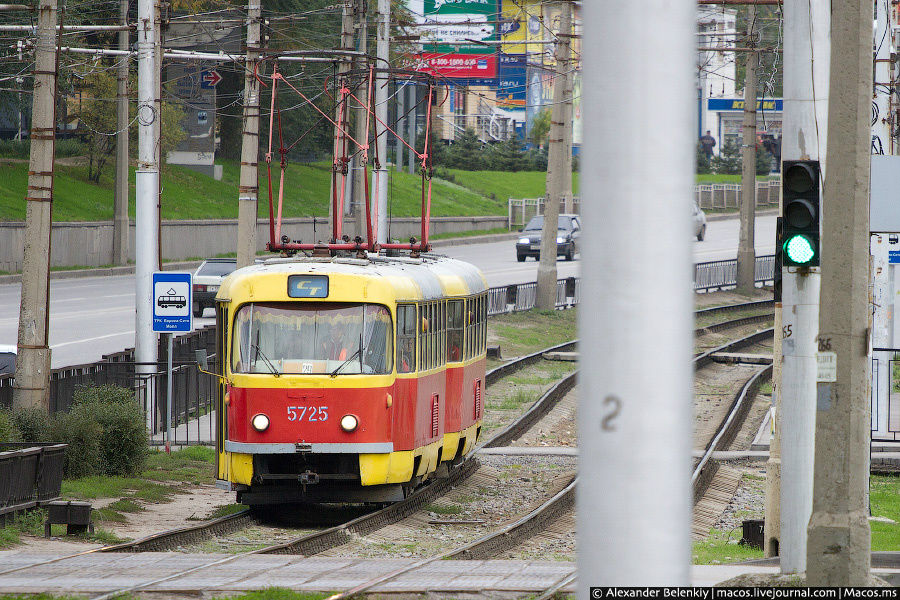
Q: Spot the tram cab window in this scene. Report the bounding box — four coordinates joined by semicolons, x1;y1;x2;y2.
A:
397;304;416;373
230;302;392;375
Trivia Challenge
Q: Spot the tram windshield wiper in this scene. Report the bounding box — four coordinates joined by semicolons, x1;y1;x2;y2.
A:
330;334;364;378
250;343;281;377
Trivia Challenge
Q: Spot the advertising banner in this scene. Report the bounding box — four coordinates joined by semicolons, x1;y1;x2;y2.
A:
409;0;498;81
497;53;527;109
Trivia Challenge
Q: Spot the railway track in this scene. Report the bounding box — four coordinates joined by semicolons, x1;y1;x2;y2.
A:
0;300;774;598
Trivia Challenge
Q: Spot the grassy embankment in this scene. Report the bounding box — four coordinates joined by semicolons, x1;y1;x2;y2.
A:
0;159;572;222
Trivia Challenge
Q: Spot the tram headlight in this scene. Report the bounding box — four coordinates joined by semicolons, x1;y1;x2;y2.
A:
251;413;270;432
340;414;359;433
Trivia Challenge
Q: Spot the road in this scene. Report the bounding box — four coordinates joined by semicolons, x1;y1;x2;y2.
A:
0;214;776;368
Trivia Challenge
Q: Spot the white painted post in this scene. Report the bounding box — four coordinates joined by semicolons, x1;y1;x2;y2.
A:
136;0;160;431
779;0;829;574
577;0;693;588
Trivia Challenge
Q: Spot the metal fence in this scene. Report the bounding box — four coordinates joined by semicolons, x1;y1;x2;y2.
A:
694;254;776;292
0;444;66;523
508;197;581;230
694;179;781;211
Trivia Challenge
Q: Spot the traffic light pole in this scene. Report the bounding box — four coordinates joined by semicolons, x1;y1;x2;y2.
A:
778;0;829;574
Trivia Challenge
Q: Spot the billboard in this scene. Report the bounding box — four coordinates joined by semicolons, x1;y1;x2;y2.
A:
497;53;527;110
409;0;498;81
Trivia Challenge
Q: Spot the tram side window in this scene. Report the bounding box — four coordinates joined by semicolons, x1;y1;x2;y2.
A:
464;298;473;360
439;301;447;366
397;304;416;373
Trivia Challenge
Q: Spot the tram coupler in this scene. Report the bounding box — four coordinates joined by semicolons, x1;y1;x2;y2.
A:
299;470;320;485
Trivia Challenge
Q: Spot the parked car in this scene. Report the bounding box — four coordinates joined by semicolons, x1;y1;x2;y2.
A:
192;258;237;318
693;202;707;241
0;344;15;376
515;214;581;262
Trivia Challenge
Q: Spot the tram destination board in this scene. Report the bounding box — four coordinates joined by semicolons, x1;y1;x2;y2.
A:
152;272;193;333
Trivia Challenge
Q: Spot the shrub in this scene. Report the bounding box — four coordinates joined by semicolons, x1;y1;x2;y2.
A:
11;407;51;443
71;384;148;476
50;409;102;478
0;410;22;443
55;138;86;158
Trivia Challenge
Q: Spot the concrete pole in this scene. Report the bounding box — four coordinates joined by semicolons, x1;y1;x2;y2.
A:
374;0;389;243
874;0;891;155
236;0;261;268
407;84;415;175
397;81;405;174
562;44;574;214
806;0;873;584
330;1;354;241
112;0;129;266
352;0;368;239
536;1;571;311
577;0;693;587
779;0;829;574
135;0;160;429
13;0;59;412
736;5;757;294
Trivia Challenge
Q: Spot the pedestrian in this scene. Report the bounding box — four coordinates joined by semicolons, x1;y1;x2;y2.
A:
700;130;716;158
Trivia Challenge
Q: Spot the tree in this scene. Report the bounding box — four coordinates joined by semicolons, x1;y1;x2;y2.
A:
711;138;742;174
529;108;551;148
487;136;528;171
446;128;484;170
74;70;118;183
696;142;712;174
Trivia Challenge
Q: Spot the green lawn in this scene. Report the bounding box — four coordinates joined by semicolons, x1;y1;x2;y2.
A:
0;159;509;222
445;169;579;201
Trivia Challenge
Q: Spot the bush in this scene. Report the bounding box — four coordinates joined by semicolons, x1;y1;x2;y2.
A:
712;138;742;175
11;407;51;443
50;409;102;478
0;139;30;158
0;410;22;443
70;384;148;476
55;138;86;158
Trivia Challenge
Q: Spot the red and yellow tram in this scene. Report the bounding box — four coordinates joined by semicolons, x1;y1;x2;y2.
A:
214;255;488;504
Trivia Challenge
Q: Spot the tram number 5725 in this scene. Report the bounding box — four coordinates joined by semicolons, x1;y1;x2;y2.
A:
287;406;329;422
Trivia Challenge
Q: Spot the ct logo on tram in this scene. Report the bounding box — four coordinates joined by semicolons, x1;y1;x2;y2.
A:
288;275;329;298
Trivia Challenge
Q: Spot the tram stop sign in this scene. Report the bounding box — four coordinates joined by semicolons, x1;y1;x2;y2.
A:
152;272;192;333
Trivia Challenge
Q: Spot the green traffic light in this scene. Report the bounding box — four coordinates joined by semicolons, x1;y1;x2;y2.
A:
784;234;816;265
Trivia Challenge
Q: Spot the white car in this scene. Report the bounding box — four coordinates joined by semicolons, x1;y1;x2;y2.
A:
192;258;237;318
693;202;707;241
0;344;16;376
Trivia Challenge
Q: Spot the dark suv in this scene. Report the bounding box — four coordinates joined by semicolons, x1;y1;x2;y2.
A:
515;214;580;262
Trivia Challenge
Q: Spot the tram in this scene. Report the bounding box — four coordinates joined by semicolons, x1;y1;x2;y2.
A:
213;255;488;504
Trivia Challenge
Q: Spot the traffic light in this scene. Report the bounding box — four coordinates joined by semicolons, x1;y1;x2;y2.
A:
781;160;821;267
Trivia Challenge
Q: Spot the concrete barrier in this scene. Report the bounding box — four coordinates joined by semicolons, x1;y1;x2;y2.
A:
0;216;508;273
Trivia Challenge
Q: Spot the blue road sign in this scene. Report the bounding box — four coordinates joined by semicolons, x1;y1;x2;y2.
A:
152;272;192;333
890;251;900;264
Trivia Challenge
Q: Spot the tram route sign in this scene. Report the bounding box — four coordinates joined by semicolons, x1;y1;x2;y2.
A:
152;272;192;333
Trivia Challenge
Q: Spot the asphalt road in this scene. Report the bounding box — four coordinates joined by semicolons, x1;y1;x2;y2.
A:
0;213;776;368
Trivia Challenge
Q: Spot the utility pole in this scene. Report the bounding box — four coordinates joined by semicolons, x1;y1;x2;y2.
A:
112;0;129;265
562;45;574;214
578;0;693;586
352;0;368;240
735;5;757;293
806;0;873;585
13;0;59;411
135;0;160;429
778;0;829;574
407;84;415;175
331;0;354;240
536;0;571;310
397;80;405;173
374;0;389;243
236;0;262;268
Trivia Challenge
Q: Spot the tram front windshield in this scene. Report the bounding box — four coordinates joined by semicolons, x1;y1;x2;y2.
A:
231;302;393;375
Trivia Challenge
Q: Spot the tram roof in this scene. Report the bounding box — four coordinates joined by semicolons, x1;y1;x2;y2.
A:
218;253;487;303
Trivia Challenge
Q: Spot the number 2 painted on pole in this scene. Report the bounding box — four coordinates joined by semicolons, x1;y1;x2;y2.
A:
601;395;622;431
